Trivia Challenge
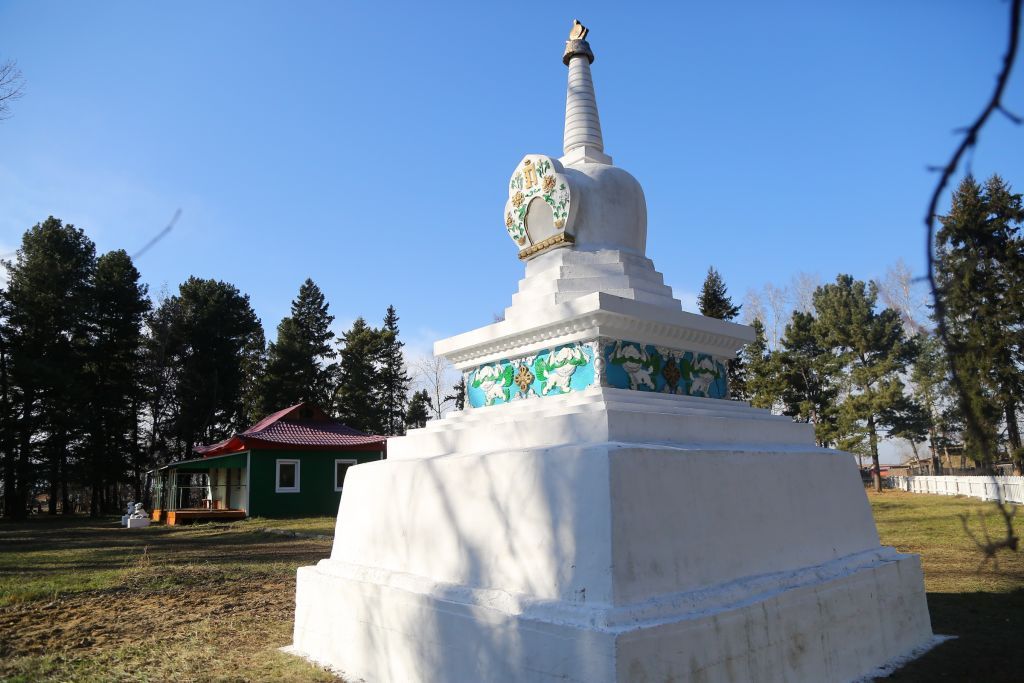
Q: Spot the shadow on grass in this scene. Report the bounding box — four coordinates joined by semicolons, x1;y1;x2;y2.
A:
885;590;1024;681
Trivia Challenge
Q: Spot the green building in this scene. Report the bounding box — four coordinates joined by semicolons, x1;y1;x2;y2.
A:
152;403;385;524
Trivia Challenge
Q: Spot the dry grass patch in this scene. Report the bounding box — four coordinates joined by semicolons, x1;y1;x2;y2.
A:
0;516;339;682
869;490;1024;681
3;495;1024;681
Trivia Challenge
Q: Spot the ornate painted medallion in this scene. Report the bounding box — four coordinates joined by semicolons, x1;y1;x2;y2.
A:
504;154;576;260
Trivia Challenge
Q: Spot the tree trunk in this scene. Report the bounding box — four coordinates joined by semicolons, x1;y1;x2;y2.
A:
0;344;15;519
1006;401;1022;474
61;471;70;515
47;444;58;515
132;397;143;503
10;391;34;520
1006;401;1022;448
868;415;882;492
927;426;942;475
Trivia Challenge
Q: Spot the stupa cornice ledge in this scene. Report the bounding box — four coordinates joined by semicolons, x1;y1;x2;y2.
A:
434;292;754;370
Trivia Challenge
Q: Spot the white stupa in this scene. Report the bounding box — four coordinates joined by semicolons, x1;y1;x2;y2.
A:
290;20;935;682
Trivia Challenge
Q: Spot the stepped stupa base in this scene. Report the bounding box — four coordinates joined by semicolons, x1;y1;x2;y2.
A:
292;548;929;683
290;394;934;682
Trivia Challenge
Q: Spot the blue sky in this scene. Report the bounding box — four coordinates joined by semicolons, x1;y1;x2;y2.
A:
1;1;1022;365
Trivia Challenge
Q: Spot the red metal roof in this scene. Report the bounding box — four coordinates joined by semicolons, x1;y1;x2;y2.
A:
194;403;386;457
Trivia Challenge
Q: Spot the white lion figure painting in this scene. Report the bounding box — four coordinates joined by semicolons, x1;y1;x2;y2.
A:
689;356;721;397
610;341;658;391
538;346;588;395
473;363;512;406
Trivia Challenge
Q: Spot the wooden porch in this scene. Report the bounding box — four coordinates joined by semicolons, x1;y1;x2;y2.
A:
155;508;247;526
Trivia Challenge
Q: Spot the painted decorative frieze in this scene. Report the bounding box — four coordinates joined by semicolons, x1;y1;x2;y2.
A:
504;154;576;260
603;339;728;399
467;341;597;408
464;338;730;409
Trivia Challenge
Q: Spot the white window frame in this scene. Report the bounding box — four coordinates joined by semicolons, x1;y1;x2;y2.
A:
335;459;358;492
275;459;301;493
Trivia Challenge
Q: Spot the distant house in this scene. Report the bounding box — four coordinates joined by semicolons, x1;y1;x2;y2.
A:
151;403;385;524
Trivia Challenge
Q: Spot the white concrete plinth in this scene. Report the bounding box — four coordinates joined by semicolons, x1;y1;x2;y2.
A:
294;548;927;683
126;517;150;529
291;390;933;682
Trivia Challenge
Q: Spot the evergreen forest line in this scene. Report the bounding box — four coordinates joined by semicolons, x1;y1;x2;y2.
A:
711;174;1024;491
1;174;1021;516
0;217;451;518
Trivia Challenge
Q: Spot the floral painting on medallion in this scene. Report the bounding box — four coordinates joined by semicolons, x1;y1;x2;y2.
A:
603;340;728;399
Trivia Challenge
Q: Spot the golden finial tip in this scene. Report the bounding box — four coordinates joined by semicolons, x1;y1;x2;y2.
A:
569;19;589;41
563;19;594;65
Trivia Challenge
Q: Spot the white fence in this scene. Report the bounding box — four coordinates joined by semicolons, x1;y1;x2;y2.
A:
888;475;1024;504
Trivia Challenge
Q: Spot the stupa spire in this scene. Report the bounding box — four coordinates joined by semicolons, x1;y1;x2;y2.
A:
562;20;612;165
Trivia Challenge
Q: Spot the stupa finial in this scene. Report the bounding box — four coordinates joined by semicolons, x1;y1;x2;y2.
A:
562;19;611;165
563;19;592;64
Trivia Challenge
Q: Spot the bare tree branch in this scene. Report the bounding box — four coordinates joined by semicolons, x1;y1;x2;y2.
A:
132;209;181;259
926;0;1022;562
926;0;1021;458
0;59;26;120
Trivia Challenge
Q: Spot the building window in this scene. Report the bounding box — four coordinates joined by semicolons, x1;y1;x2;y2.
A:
335;459;358;492
276;459;300;493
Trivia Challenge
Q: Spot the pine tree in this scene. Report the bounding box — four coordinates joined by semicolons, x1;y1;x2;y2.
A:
935;174;1024;467
85;250;150;513
3;217;96;515
697;266;745;398
335;317;384;434
445;376;466;412
378;305;411;436
741;318;779;410
776;310;841;448
405;389;432;429
0;296;14;517
238;325;267;429
909;333;957;473
697;266;741;320
140;288;179;472
260;279;336;413
812;275;920;491
157;277;265;457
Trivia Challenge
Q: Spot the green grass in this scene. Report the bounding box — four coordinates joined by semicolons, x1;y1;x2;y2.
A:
1;495;1023;681
232;515;337;537
869;490;1024;681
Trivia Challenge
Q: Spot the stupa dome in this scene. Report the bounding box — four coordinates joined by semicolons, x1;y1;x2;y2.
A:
562;162;647;256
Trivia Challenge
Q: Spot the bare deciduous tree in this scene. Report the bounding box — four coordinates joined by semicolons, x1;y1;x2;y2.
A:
742;288;765;326
877;259;928;335
0;59;25;120
413;356;458;419
763;283;789;350
789;272;820;315
744;283;793;351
